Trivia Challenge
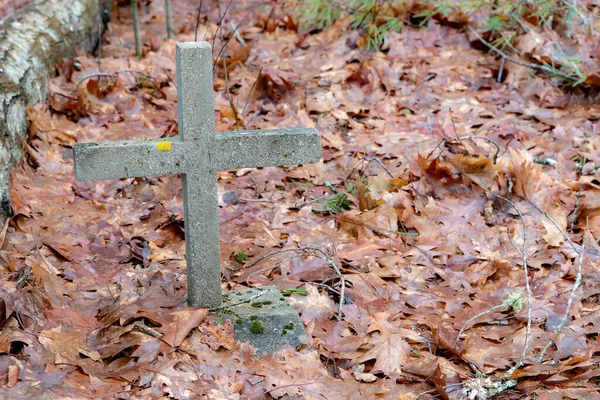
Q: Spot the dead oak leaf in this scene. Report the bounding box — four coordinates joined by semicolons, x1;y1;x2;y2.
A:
351;364;377;382
355;332;412;375
26;257;69;308
259;66;297;103
287;284;336;322
445;152;498;190
196;319;235;351
160;308;208;348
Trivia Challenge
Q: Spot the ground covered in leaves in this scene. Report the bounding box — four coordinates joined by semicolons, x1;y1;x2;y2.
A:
1;1;600;399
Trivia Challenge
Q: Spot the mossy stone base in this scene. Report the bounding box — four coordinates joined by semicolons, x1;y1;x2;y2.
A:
214;286;308;357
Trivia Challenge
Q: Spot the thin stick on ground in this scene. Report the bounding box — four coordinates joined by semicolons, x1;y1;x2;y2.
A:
456;303;509;351
498;55;505;82
532;208;586;362
241;67;262;116
343;153;394;182
492;194;532;380
212;0;234;53
75;69;142;88
449;108;470;156
131;0;142;58
97;23;103;71
230;21;247;47
194;0;204;41
165;0;173;39
363;156;394;177
213;1;265;74
415;383;464;400
217;0;241;128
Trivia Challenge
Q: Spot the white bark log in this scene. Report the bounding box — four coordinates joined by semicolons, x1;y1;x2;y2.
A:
0;0;112;221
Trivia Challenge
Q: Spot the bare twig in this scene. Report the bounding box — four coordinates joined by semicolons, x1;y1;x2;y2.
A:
238;197;274;203
97;23;103;71
217;0;241;128
194;0;204;41
210;286;268;311
449;109;470;156
311;281;341;295
230;21;247;47
160;67;177;89
165;0;173;39
241;67;262;116
213;1;265;74
492;194;532;379
363;157;394;177
536;214;586;362
212;0;234;52
75;69;142;88
133;322;163;338
131;0;142;58
415;383;464;400
456;303;509;351
498;55;505;82
532;156;558;166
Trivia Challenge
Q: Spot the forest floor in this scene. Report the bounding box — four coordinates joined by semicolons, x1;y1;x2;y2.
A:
1;1;600;399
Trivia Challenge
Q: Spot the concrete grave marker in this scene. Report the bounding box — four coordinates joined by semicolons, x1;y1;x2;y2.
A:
74;42;321;308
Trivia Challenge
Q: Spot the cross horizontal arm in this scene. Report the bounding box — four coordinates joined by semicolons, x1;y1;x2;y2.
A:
74;137;185;181
212;128;321;171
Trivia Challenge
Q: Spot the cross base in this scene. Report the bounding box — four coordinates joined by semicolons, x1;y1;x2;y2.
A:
214;286;308;356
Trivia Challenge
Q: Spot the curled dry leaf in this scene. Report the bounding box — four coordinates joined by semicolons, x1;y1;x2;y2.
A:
259;66;297;103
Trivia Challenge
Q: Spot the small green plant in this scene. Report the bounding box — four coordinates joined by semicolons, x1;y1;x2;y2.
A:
291;0;343;31
251;301;273;308
503;291;525;313
324;193;351;213
417;0;594;86
323;182;356;213
350;0;403;50
281;322;295;336
249;320;265;334
234;251;249;262
288;0;403;51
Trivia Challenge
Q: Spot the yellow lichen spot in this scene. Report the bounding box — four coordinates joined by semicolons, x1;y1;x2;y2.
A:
156;141;172;151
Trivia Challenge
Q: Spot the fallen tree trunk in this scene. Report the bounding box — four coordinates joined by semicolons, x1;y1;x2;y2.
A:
0;0;111;223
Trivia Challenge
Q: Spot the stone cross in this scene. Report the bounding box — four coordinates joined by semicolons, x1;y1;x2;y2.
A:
73;42;321;308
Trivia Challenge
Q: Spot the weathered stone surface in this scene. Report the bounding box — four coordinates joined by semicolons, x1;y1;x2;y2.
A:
215;286;309;357
74;42;322;308
0;0;111;225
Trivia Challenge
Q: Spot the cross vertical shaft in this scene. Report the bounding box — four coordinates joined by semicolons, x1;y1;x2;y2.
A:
177;42;221;307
